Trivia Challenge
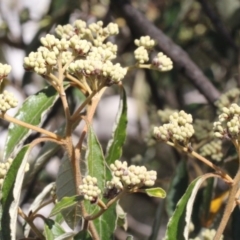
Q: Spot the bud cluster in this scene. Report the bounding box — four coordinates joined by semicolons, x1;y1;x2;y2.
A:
79;175;101;203
133;36;173;71
199;140;223;162
24;20;126;90
0;158;29;188
153;110;194;144
0;158;13;187
151;52;173;71
157;108;176;124
0;63;11;81
134;36;156;49
193;119;213;141
215;88;240;114
104;160;157;198
213;103;240;139
0;90;18;112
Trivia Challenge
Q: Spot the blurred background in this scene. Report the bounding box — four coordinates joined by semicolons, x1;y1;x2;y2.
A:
1;0;240;239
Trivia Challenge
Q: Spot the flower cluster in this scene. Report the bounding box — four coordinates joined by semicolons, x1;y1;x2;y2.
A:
0;158;13;187
134;36;156;49
151;52;173;71
157;108;176;124
79;176;101;203
133;36;173;71
193;119;213;141
0;63;11;81
24;20;127;91
213;103;240;139
215;88;240;113
199;140;223;162
0;90;18;112
104;160;157;199
153;110;194;144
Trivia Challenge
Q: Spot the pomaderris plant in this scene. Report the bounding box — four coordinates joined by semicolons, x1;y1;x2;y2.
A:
0;20;171;239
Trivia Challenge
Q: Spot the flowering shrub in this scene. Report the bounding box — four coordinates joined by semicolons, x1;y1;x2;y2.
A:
0;20;170;239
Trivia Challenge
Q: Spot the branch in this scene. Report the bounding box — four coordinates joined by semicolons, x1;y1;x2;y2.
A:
110;0;221;104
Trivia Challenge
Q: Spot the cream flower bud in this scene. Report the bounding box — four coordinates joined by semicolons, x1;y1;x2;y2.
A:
0;63;11;80
134;46;149;63
0;91;18;112
134;36;156;48
152;52;173;71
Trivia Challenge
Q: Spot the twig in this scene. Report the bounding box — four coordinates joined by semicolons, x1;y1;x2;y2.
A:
167;141;233;183
214;145;240;239
18;208;45;240
0;113;64;142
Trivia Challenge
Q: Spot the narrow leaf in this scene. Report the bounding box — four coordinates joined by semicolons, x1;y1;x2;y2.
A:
86;125;106;191
165;173;220;240
183;174;220;239
86;126;116;240
200;178;214;225
1;145;30;240
50;195;84;217
45;219;66;238
145;187;166;198
55;232;76;240
44;225;54;240
4;84;69;160
74;230;92;240
105;86;127;172
56;154;82;229
166;160;188;216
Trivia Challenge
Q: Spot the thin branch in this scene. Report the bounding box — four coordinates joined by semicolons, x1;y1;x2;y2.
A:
18;208;45;240
214;145;240;239
0;113;64;142
167;141;233;183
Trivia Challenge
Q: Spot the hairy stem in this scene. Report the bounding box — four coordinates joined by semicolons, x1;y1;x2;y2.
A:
167;141;233;183
0;113;64;142
86;191;126;221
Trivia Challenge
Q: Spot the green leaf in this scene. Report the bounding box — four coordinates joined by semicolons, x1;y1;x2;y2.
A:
56;154;82;229
145;187;166;198
1;145;30;240
105;86;127;176
74;230;92;240
85;126;116;240
50;195;84;217
3;84;69;160
200;177;214;223
165;177;200;240
86;125;106;191
44;223;54;240
44;219;65;240
55;232;76;240
166;160;189;216
164;173;219;240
